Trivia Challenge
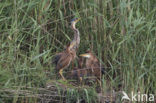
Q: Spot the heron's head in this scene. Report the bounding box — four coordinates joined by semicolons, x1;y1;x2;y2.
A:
71;18;80;29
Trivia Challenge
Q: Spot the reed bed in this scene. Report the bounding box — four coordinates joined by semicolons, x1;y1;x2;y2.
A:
0;0;156;102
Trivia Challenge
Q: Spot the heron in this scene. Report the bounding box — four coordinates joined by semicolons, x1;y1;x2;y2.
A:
79;51;105;86
53;18;80;80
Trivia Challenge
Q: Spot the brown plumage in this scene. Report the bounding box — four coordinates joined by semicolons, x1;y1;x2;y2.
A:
79;51;105;85
53;43;76;80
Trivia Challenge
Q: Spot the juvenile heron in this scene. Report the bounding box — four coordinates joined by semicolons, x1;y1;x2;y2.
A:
79;51;105;85
53;18;80;80
53;43;76;80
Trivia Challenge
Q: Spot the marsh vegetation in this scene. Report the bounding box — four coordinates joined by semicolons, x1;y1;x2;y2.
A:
0;0;156;102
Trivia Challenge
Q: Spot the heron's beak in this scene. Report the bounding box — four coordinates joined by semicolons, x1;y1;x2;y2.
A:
79;53;91;58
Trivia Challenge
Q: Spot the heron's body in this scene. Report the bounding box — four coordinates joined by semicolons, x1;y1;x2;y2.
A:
53;45;76;80
85;53;104;79
53;18;80;80
80;51;105;85
55;49;76;70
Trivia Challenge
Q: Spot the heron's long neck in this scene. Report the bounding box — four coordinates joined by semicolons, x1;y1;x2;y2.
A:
73;28;80;41
70;25;80;50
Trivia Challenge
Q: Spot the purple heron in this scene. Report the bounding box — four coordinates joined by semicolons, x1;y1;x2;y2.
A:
53;18;80;80
79;51;105;85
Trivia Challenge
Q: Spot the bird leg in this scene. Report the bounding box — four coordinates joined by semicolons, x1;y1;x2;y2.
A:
59;69;66;80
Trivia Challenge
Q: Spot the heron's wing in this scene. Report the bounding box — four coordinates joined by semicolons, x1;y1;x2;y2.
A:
52;53;62;65
56;53;72;70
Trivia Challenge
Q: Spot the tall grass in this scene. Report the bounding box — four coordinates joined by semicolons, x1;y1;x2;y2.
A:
0;0;156;102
